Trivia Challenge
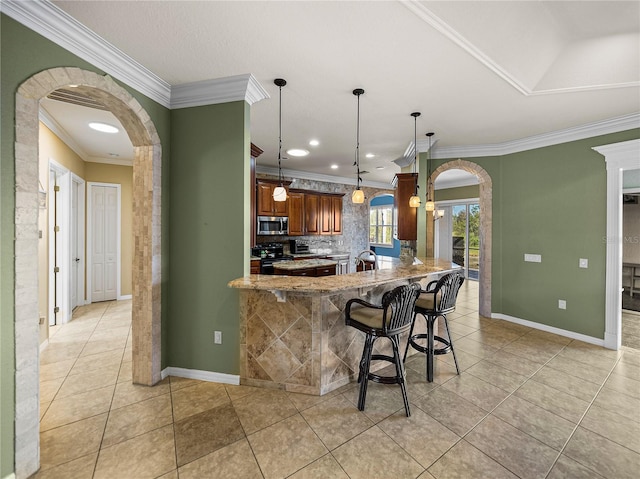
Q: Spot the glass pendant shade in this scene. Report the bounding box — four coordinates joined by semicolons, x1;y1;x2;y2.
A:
352;189;365;204
425;199;436;212
273;186;287;202
409;194;421;207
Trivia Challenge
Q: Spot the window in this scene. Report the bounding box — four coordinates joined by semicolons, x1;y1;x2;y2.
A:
370;204;394;246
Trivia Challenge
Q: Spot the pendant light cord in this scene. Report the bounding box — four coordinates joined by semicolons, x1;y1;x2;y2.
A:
277;82;283;187
355;91;361;190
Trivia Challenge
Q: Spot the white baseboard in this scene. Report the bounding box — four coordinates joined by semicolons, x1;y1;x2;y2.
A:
161;367;240;385
118;294;132;301
3;473;16;479
491;313;605;347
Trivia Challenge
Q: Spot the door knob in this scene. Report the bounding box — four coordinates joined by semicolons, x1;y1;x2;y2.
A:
74;258;80;263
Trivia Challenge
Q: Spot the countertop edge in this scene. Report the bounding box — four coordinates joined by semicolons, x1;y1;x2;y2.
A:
228;259;462;294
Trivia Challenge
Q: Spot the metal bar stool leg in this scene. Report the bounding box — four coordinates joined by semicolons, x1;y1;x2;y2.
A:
357;334;375;411
442;314;460;375
390;335;411;417
426;314;436;382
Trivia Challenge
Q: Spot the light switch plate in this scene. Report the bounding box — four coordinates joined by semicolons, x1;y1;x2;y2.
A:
579;258;588;268
524;254;542;263
558;300;566;309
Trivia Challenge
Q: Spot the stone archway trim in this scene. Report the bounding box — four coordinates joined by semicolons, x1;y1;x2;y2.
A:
14;67;162;478
430;159;492;317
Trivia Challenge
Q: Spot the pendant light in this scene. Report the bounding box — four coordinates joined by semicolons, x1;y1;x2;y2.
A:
352;88;365;204
409;112;421;208
424;132;436;212
273;78;288;202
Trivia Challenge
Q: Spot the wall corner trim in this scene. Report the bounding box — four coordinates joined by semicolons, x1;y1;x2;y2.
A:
161;367;240;385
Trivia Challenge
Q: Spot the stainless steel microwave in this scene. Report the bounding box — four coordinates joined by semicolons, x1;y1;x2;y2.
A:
257;216;288;235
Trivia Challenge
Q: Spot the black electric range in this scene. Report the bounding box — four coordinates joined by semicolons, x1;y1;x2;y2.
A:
251;243;293;274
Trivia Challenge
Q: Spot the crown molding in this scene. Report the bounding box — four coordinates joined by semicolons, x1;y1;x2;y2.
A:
256;165;392;190
85;156;134;167
402;0;640;96
3;0;268;110
430;113;640;159
402;0;530;96
170;74;269;109
2;0;172;107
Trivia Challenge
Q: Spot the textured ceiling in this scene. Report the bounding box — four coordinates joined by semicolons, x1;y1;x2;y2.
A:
44;0;639;186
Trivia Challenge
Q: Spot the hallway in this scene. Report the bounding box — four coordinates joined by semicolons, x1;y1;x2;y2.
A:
35;282;640;478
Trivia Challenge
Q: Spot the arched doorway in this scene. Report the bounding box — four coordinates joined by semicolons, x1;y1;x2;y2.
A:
430;160;492;317
14;67;162;477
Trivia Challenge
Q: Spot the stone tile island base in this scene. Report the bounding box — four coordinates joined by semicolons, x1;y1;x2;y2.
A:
231;258;460;395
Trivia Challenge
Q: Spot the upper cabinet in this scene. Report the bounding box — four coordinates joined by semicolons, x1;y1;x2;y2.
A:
259;183;343;236
301;192;342;236
288;191;305;236
257;180;288;216
331;196;343;235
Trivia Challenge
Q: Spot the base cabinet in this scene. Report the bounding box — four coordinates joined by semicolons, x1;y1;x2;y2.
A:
274;265;337;277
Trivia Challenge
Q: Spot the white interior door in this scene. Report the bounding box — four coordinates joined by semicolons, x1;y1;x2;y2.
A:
90;184;118;302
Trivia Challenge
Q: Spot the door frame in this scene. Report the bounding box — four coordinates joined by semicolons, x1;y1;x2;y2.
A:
594;139;640;349
436;198;480;279
71;173;86;311
87;182;122;303
48;159;71;325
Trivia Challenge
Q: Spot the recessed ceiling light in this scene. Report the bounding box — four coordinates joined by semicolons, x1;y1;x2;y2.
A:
89;122;119;134
309;139;319;146
366;153;375;158
286;149;309;157
376;166;385;170
331;164;338;169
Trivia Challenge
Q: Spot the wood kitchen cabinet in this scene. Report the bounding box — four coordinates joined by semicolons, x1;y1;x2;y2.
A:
256;179;343;235
256;180;288;216
304;193;321;234
320;195;332;235
331;196;343;235
250;259;261;274
395;173;418;240
288;191;305;236
309;193;342;236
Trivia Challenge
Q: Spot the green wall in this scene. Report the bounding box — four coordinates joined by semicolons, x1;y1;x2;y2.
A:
168;101;250;374
435;184;480;201
432;129;640;338
0;15;171;477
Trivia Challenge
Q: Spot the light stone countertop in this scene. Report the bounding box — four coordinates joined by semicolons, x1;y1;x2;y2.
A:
272;258;337;270
228;258;461;294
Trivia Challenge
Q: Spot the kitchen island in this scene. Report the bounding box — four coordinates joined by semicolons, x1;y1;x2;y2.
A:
273;258;337;276
228;258;461;395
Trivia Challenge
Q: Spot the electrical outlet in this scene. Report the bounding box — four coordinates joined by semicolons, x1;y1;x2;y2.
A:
524;254;542;263
558;300;566;310
214;331;222;344
579;258;588;268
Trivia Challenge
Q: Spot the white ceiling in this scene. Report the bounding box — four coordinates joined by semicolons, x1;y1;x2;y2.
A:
37;0;639;187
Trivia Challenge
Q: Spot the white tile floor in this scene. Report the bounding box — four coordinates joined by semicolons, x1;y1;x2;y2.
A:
34;281;640;478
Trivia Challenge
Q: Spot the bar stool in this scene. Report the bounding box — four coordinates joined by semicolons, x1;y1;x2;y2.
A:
345;282;421;416
404;271;465;382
